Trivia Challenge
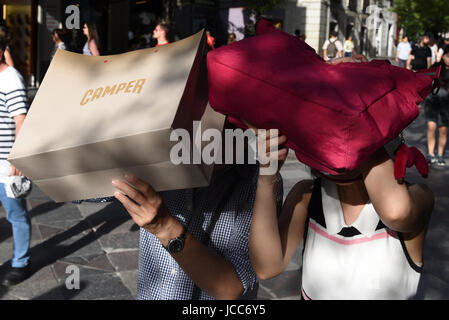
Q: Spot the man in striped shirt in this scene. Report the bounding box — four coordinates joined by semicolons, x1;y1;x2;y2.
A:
0;37;32;286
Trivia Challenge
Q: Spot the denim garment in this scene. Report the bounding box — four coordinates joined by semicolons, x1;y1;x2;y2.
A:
0;183;31;268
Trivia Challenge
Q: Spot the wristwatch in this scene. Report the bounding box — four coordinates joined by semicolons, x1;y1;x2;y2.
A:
163;225;187;254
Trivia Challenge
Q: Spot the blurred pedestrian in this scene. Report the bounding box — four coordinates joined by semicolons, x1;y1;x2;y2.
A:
0;37;32;286
395;35;412;68
429;38;439;65
227;33;236;45
322;31;343;61
407;35;431;71
51;28;67;58
425;46;449;167
206;30;216;50
436;39;445;63
343;35;354;57
153;23;170;47
294;29;301;38
0;26;14;67
82;22;100;56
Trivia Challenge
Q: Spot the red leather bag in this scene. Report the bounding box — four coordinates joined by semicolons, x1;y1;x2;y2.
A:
207;19;439;175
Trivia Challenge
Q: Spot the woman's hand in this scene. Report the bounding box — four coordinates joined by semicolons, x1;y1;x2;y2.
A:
240;119;288;180
112;174;181;245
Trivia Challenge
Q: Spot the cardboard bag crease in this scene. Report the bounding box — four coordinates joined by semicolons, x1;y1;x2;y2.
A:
9;30;225;202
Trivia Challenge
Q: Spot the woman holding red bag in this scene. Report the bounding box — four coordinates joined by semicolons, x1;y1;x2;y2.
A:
249;125;434;299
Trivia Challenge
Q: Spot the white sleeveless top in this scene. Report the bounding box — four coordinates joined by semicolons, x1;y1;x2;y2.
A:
301;178;421;300
83;41;92;56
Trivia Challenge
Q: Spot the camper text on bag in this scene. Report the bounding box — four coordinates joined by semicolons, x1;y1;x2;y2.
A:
80;78;147;106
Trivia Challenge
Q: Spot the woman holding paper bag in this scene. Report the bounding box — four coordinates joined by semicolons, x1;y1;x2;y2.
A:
248;125;434;300
111;141;282;300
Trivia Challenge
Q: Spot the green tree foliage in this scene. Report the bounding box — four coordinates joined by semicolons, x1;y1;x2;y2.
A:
244;0;284;15
392;0;449;38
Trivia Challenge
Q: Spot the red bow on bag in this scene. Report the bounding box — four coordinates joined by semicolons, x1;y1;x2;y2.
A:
394;144;429;183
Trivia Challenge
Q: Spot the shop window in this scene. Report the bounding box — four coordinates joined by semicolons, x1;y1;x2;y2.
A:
2;3;32;81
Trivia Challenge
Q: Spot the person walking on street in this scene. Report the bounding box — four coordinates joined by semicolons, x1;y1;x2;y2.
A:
396;36;412;68
436;39;445;63
407;35;431;71
322;31;343;61
0;37;32;286
153;23;170;47
82;22;100;56
343;35;354;58
429;38;439;65
425;46;449;167
51;28;67;58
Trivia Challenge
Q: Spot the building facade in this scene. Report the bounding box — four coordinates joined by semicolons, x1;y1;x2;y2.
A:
0;0;398;91
278;0;397;58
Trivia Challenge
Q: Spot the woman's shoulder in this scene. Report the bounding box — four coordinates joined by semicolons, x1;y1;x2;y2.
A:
2;66;24;80
0;66;26;90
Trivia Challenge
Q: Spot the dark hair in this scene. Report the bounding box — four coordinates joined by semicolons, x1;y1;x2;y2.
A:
330;31;338;38
0;26;10;43
52;28;66;40
0;37;7;63
444;45;449;55
419;35;430;44
85;22;100;48
158;23;169;35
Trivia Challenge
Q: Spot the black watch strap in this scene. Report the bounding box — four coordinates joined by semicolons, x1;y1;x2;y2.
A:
163;224;187;254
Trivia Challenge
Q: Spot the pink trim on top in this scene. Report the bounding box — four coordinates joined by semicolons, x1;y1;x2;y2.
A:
309;220;397;245
301;288;311;300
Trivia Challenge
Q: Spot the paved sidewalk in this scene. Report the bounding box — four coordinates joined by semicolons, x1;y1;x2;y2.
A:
0;161;310;300
402;105;449;299
0;194;139;300
0;107;448;300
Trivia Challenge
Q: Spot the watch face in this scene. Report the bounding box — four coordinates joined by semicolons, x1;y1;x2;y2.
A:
168;238;184;253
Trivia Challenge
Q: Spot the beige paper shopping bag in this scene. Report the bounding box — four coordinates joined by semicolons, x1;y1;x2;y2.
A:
9;30;225;202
